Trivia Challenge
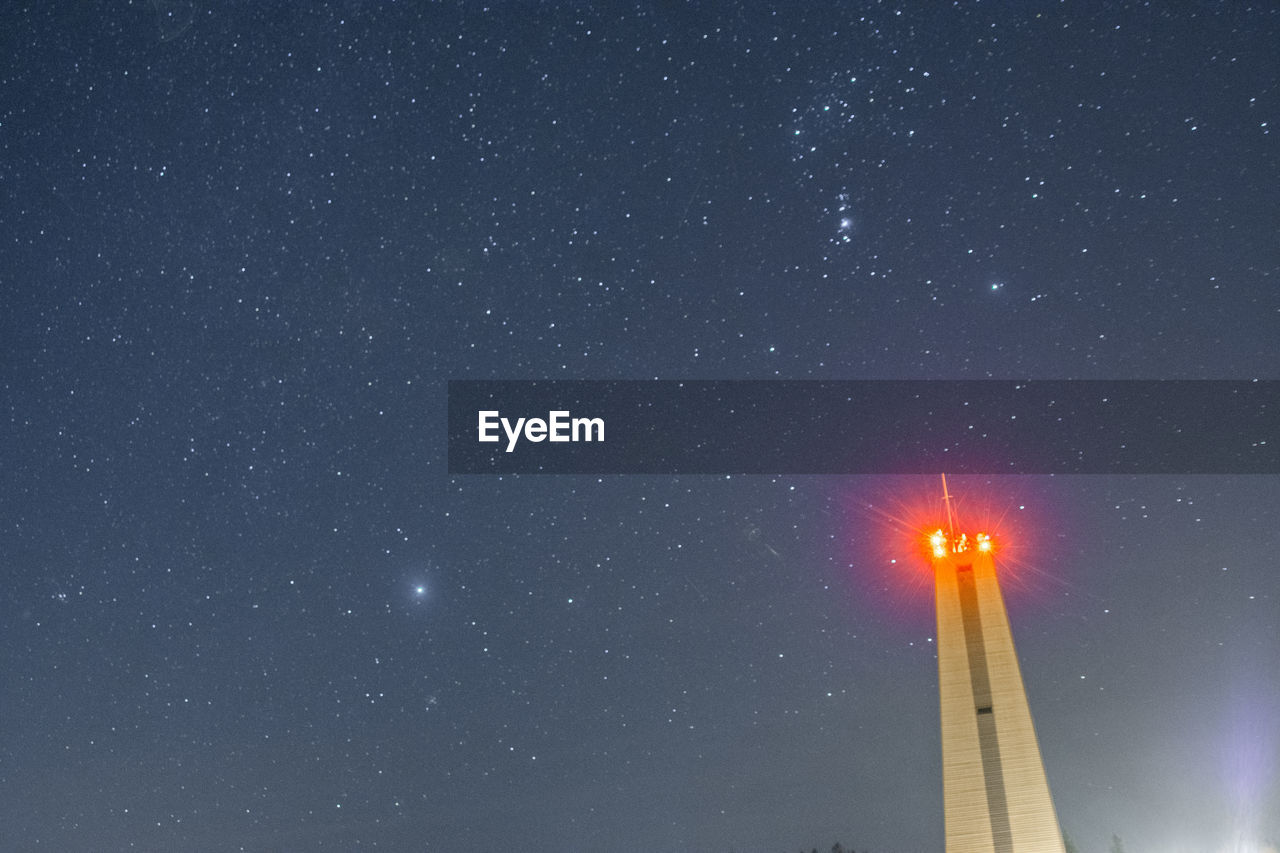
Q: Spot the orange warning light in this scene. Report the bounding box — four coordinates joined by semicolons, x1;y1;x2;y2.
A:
930;530;948;558
927;529;997;559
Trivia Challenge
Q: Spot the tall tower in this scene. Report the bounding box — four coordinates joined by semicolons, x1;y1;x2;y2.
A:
931;479;1064;853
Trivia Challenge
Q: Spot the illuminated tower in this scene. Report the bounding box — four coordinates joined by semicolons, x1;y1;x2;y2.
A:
931;478;1064;853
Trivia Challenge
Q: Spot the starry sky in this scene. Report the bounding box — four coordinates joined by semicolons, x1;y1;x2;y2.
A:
2;3;1278;852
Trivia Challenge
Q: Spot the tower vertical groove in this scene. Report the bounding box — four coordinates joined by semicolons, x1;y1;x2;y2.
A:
957;566;1013;853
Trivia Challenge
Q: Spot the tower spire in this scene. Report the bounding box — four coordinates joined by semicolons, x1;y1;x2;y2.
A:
941;473;956;537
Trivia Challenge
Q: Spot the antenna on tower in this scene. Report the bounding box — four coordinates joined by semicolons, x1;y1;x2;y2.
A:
941;473;956;537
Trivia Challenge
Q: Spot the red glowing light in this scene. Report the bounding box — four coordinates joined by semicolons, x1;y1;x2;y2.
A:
930;530;948;558
926;529;998;560
837;475;1053;630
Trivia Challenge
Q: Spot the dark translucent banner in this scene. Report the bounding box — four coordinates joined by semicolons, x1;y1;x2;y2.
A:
447;380;1279;474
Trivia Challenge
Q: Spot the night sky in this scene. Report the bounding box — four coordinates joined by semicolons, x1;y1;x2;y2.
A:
2;3;1278;852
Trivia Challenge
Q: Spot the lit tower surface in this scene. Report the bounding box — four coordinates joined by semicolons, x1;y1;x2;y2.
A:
931;476;1064;853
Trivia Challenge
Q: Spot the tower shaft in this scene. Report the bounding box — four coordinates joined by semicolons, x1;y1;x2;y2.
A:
934;543;1064;853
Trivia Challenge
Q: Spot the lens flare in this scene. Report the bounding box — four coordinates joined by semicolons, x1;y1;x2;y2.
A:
834;475;1058;632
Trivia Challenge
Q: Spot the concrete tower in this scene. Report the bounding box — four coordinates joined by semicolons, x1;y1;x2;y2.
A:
931;479;1064;853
